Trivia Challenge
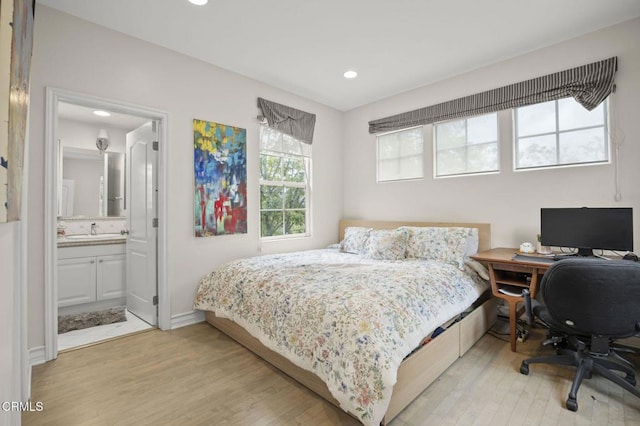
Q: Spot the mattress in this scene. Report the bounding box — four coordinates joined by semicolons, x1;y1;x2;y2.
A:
194;248;488;425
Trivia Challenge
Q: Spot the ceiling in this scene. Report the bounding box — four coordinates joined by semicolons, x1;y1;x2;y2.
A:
58;102;148;130
38;0;640;111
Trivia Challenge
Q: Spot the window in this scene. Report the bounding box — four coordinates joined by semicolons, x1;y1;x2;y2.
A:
434;112;498;177
377;127;424;182
259;126;311;238
514;98;608;170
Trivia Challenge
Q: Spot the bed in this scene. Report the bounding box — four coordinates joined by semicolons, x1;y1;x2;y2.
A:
194;220;497;425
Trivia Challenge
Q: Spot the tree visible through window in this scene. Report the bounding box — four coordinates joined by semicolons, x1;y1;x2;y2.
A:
260;126;310;238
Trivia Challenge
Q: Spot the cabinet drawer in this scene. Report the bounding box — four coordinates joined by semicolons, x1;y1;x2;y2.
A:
59;243;125;260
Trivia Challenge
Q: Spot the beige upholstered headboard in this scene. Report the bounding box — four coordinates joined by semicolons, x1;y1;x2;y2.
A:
339;219;491;253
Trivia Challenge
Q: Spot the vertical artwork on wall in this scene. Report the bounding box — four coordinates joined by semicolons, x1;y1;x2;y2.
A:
2;0;35;222
193;119;247;237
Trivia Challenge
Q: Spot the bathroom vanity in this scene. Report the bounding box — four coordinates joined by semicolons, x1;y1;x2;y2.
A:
57;235;126;315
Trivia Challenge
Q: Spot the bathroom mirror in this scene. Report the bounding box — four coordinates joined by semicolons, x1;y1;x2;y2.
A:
59;146;125;218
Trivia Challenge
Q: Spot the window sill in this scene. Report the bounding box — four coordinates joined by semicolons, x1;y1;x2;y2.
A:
260;234;311;243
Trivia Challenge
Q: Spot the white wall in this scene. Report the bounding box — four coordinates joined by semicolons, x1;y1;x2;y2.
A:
343;18;640;250
27;7;343;348
58;119;128;153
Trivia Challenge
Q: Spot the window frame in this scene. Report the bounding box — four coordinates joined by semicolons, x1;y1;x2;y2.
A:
259;126;311;240
513;99;610;171
376;125;425;183
433;112;500;178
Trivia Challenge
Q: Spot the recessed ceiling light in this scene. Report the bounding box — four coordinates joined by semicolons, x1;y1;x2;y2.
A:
93;110;111;117
343;70;358;79
188;0;208;5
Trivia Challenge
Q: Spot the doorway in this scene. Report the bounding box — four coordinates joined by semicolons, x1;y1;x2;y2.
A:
44;87;169;360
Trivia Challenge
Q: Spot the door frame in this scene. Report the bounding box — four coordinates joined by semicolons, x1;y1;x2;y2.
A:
44;87;170;361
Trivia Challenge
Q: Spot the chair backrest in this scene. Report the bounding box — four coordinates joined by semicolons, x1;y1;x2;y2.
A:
540;258;640;338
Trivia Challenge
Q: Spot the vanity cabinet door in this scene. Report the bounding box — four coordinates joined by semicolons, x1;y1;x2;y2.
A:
58;257;97;307
97;254;126;300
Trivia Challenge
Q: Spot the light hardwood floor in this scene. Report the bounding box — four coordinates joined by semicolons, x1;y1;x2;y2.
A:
24;322;640;425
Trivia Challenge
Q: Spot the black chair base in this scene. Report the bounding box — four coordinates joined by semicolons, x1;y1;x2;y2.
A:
520;347;640;412
518;259;640;413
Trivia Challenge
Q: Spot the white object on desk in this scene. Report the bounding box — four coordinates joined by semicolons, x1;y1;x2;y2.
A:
519;242;535;253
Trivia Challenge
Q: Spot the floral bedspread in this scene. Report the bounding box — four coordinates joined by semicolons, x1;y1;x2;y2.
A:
194;249;488;425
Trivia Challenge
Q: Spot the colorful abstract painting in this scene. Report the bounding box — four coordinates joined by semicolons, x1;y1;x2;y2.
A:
194;119;247;237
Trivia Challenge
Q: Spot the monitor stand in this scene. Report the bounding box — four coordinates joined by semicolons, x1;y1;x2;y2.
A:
553;248;595;261
576;247;595;257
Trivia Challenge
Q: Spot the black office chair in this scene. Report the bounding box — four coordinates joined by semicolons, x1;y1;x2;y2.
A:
519;258;640;412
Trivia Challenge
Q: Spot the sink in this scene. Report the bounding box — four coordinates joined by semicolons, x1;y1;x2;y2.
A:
66;233;124;240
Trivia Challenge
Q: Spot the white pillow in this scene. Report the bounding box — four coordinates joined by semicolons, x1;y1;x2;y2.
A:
402;226;474;269
339;227;372;254
363;228;409;260
464;228;479;257
465;259;490;280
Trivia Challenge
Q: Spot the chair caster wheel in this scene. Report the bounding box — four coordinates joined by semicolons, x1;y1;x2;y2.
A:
566;397;578;412
520;363;529;375
625;375;636;386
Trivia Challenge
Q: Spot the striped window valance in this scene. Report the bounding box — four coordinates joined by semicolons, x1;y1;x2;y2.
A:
257;97;316;144
368;57;617;134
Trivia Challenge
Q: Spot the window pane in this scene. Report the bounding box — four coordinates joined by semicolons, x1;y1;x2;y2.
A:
377;127;424;182
467;113;497;145
261;211;283;237
283;157;306;182
558;98;604;131
437;148;466;176
467;143;498;172
435;113;498;177
260;155;282;181
284;187;305;209
260;125;310;239
515;99;608;171
260;185;283;209
436;120;465;149
559;128;607;164
378;138;399;160
517;135;557;168
260;126;283;152
517;101;556;137
401;135;423;156
399;154;423;180
379;159;400;181
285;210;306;235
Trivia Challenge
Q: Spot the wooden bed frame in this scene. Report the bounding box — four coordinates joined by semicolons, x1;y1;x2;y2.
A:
205;220;497;424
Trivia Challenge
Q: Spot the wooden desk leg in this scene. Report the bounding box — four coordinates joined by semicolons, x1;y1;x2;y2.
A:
508;299;518;352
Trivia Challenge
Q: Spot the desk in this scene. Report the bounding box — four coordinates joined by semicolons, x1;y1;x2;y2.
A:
471;248;552;352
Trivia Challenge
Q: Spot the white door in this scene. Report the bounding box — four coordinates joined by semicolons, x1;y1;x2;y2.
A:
126;121;158;325
61;179;75;217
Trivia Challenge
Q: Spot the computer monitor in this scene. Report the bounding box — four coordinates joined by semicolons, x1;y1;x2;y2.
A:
540;207;633;256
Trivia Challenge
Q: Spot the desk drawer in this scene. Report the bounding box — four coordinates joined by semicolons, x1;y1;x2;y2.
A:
492;262;537;274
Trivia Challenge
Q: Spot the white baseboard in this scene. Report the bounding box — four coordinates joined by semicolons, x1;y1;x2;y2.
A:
29;346;46;367
170;310;205;329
